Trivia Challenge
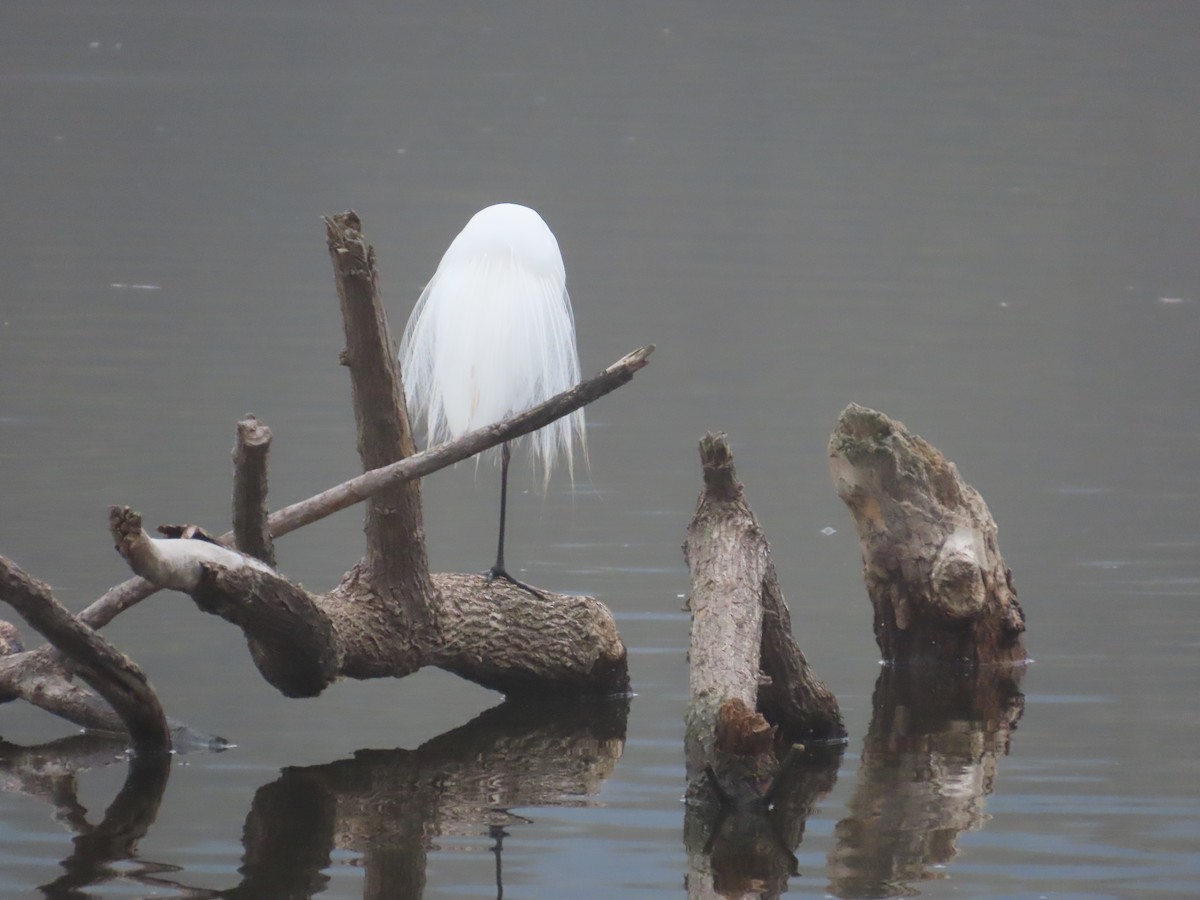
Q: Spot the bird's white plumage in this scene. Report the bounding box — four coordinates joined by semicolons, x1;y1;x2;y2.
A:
400;203;586;487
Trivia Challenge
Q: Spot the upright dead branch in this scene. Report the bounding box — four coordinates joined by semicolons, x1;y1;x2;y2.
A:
828;404;1026;665
232;415;275;566
682;433;844;897
684;432;844;781
327;211;432;607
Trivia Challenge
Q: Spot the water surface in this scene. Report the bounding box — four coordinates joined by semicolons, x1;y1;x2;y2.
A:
2;2;1198;897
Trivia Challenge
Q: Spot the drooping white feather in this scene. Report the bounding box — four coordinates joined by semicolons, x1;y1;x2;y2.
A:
400;203;587;488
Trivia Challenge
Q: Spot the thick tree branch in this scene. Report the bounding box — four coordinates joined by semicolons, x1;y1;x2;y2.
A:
683;434;770;781
326;211;430;601
0;557;170;752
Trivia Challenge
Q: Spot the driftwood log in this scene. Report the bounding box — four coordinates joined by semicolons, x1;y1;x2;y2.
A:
0;211;652;744
682;433;844;898
828;404;1026;665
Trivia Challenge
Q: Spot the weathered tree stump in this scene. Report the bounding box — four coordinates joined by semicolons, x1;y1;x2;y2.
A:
683;433;845;897
828;404;1026;665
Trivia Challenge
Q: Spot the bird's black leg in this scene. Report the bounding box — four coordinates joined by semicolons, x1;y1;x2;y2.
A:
485;442;547;599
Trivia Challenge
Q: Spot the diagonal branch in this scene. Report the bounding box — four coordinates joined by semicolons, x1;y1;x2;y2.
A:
0;557;170;752
38;343;655;638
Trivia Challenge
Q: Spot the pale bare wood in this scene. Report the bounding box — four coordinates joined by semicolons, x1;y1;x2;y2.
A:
683;433;769;780
232;415;275;566
682;434;844;899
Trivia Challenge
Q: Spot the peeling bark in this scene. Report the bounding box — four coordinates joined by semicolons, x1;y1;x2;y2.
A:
828;404;1026;665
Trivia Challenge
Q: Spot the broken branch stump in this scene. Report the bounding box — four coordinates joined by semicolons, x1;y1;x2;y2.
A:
683;433;844;787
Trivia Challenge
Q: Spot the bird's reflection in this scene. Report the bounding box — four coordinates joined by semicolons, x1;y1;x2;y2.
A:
828;664;1026;898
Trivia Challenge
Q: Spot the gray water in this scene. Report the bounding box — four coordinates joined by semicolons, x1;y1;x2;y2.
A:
2;2;1198;897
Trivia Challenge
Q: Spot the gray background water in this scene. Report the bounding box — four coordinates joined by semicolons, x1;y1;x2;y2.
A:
2;2;1198;897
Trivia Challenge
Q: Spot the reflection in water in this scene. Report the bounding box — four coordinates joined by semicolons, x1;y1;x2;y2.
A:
0;735;173;898
2;697;625;898
685;745;843;898
828;665;1025;899
226;696;627;899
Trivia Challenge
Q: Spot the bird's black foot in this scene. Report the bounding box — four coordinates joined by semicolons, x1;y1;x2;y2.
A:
484;565;548;600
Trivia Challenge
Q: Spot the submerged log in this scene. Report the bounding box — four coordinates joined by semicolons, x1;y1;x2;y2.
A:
828;404;1026;666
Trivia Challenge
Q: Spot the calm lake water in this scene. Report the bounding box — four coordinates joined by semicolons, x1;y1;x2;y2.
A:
2;2;1198;897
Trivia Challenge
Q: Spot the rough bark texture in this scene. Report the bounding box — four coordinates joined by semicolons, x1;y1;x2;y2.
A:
0;557;170;752
683;433;771;780
431;573;628;695
326;212;433;617
682;433;845;898
829;403;1027;665
684;432;844;779
758;559;846;744
232;415;276;566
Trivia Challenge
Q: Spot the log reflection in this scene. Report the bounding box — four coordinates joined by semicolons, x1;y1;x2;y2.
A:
226;695;628;899
828;665;1025;898
0;736;174;899
685;744;843;899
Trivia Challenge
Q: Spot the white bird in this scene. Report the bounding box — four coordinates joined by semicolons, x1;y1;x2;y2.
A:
400;203;587;593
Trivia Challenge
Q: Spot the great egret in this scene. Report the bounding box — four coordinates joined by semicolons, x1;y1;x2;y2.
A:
400;203;587;594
